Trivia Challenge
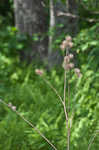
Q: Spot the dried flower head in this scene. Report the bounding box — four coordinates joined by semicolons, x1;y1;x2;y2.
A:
74;68;80;74
74;68;82;78
35;69;44;76
69;63;74;69
68;42;73;48
12;106;16;111
65;36;72;42
60;35;73;50
62;62;74;70
64;56;70;63
62;40;67;46
8;102;12;107
69;54;74;59
62;63;70;70
60;44;66;51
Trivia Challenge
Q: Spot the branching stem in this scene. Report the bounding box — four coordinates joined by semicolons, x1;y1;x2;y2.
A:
43;78;64;106
0;99;57;150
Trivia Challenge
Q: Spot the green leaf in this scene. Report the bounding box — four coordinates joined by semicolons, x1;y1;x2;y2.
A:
17;44;24;50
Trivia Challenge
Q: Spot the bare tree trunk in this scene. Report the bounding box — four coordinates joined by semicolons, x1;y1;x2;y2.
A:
47;0;58;69
14;0;48;62
66;0;79;35
48;0;55;55
55;0;79;36
47;0;79;68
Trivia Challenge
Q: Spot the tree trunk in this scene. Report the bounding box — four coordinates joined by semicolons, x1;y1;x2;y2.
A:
66;0;79;35
48;0;55;55
47;0;79;68
14;0;48;63
55;0;79;36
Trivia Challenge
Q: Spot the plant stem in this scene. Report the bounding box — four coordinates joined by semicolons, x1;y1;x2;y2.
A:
67;78;70;150
68;80;70;113
0;99;57;150
63;49;70;150
63;70;68;126
63;69;70;150
43;78;64;105
67;125;70;150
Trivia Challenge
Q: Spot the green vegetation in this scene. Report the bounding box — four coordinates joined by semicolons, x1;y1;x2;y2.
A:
0;1;99;150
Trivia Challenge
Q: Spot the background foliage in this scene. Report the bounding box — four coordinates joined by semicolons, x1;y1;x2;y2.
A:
0;0;99;150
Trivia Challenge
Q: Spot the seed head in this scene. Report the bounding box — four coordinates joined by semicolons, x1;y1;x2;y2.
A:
60;35;73;50
62;62;74;70
35;69;44;76
69;54;74;59
64;56;70;63
65;36;72;42
60;44;66;51
8;102;12;107
69;63;74;69
62;63;70;70
12;106;16;111
68;42;73;48
74;68;80;74
74;68;82;78
62;40;67;45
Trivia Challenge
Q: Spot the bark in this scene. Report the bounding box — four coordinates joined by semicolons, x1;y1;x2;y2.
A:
47;0;57;69
48;0;79;68
14;0;48;62
48;0;55;55
66;0;79;35
55;0;79;36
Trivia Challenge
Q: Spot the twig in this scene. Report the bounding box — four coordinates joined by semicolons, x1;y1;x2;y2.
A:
0;99;57;150
57;11;99;23
43;78;64;105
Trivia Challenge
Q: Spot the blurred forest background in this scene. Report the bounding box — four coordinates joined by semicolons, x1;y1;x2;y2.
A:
0;0;99;150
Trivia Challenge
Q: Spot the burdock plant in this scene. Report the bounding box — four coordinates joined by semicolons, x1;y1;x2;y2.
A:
0;36;82;150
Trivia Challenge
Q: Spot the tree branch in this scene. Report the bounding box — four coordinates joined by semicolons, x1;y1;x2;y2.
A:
57;11;99;23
